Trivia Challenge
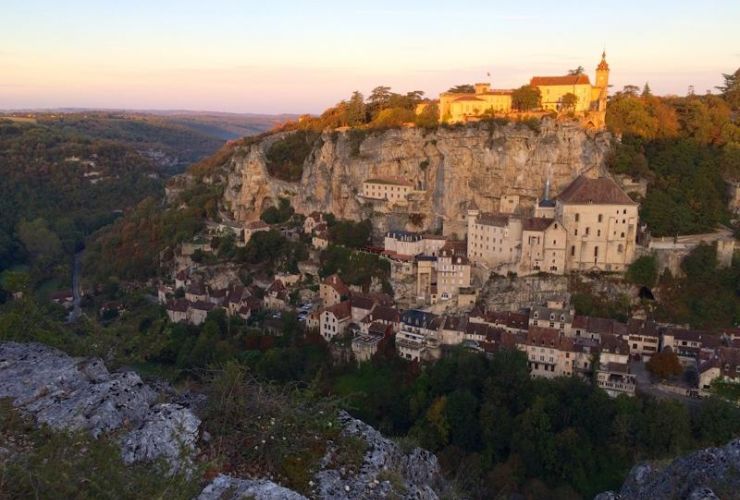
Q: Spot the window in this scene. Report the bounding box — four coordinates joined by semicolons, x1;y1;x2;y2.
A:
597;229;601;237
575;213;580;222
594;246;599;257
571;245;575;256
598;214;603;222
585;227;590;235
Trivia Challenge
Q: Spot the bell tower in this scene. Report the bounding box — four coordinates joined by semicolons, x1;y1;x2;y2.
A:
595;51;609;112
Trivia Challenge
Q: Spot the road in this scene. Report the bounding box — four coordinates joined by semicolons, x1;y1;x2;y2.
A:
67;250;83;322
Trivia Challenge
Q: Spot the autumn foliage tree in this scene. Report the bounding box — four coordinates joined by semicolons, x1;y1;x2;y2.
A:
646;348;683;379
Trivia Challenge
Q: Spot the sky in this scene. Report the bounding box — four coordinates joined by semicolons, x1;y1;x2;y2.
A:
1;0;738;114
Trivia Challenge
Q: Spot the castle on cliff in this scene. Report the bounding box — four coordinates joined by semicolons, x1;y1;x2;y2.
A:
437;52;610;129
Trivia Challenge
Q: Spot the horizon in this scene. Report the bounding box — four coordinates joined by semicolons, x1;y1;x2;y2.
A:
2;0;738;114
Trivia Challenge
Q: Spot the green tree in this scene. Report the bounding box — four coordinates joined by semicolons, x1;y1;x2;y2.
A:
415;103;439;128
626;255;658;286
447;84;475;94
560;93;578;112
511;85;541;111
346;91;367;126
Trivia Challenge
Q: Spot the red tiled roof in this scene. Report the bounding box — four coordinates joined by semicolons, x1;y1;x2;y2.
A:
453;95;484;102
530;74;591;86
246;220;270;230
322;274;349;296
325;300;351;320
557;176;636;205
522;217;556;232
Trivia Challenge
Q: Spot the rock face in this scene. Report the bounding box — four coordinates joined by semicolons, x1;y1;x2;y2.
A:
479;274;570;312
200;411;446;500
198;475;308;500
314;411;443;499
597;439;740;500
0;342;200;471
221;120;612;234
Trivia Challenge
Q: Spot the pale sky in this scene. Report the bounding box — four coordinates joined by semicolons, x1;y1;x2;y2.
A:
1;0;738;114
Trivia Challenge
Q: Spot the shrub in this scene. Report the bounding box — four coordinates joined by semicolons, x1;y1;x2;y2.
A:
626;255;658;286
265;131;320;182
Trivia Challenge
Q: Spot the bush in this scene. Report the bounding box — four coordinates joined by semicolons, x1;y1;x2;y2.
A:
626;255;658;286
261;197;294;224
265;131;320;182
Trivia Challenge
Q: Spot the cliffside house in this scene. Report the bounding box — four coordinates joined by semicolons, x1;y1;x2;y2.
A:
244;220;270;244
320;274;349;307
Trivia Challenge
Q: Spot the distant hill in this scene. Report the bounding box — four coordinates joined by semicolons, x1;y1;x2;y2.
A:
0;110;297;175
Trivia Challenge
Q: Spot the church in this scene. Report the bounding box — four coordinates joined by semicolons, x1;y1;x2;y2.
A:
437;52;610;128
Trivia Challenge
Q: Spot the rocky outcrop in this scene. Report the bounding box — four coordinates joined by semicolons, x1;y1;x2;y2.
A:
479;274;570;312
596;439;740;500
199;410;446;500
198;475;308;500
314;411;443;499
221;120;612;234
0;342;200;472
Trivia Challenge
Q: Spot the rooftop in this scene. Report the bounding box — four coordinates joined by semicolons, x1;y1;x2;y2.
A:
530;74;591;86
557;176;637;205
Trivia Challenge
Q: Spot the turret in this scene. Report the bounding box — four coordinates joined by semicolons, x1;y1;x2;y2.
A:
595;51;609;90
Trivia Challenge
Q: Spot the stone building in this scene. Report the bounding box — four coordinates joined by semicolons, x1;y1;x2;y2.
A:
466;174;639;275
438;52;609;128
556;176;638;272
361;177;413;203
320;274;349;307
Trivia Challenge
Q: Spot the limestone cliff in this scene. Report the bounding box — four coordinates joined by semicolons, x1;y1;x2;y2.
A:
220;119;612;234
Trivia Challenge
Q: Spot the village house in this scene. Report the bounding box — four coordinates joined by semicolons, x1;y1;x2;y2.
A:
185;283;208;303
361;177;414;203
359;304;401;334
320;301;352;342
188;300;215;326
320;274;349;307
165;299;189;323
312;226;330;250
303;211;325;234
529;303;574;335
625;318;661;361
263;279;290;310
571;315;628;342
396;309;442;362
596;334;636;397
352;334;383;363
244;220;270;244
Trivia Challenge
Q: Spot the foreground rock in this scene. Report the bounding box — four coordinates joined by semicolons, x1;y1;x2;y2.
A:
0;342;200;471
314;411;442;499
596;438;740;499
198;475;308;500
200;410;445;500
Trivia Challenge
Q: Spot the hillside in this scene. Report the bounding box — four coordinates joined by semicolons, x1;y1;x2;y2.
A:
0;111;291;175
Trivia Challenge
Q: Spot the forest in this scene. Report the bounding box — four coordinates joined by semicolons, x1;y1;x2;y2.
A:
0;119;163;292
605;71;739;236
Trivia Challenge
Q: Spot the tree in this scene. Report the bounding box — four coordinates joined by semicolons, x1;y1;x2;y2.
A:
622;85;641;97
415;103;439;128
16;218;63;274
646;349;683;379
715;68;739;110
568;66;584;75
346;91;366;126
641;82;652;97
560;93;578;112
511;85;541;111
447;84;475;94
626;255;658;286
